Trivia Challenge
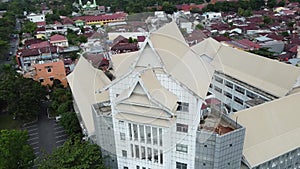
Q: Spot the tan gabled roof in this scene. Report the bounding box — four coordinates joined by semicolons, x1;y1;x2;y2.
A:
191;37;222;59
154;21;186;43
111;51;139;78
67;56;110;135
149;22;215;99
140;69;178;112
109;22;215;99
193;38;300;98
214;45;300;97
230;92;300;167
116;69;178;114
135;41;163;68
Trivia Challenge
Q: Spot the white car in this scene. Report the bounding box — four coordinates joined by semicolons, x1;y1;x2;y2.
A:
55;115;62;122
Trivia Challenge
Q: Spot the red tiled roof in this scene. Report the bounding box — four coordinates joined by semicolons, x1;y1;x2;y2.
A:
83;53;105;68
54;21;62;25
24;39;44;47
246;16;263;23
289;45;298;53
239;24;259;31
62;17;74;25
111;43;138;51
111;35;127;47
237;39;260;49
186;29;208;46
20;46;63;57
137;36;146;42
29;41;50;49
210;23;230;31
50;34;67;42
201;98;221;109
35;27;46;32
213;35;231;42
266;33;284;41
291;38;300;45
36;21;46;27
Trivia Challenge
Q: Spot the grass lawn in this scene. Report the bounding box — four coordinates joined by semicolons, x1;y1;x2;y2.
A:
0;113;23;130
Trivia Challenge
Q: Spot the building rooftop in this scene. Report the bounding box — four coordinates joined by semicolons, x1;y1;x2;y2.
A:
192;38;300;98
67;56;111;135
73;12;127;23
244;98;266;107
199;106;241;135
92;101;111;116
50;34;67;42
230;92;300;168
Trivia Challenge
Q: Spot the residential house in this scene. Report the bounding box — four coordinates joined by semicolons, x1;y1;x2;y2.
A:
50;34;69;48
26;13;45;23
110;35;139;54
16;46;62;71
185;29;209;46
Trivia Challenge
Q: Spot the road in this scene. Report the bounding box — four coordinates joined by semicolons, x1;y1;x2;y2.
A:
0;18;20;64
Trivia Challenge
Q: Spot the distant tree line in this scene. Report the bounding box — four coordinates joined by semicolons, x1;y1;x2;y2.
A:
203;0;285;13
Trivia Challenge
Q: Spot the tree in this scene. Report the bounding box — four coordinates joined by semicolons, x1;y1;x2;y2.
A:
38;137;107;169
78;35;88;43
0;65;47;121
0;130;35;169
162;1;177;14
195;24;204;30
263;16;273;25
59;112;81;136
128;37;134;43
45;13;61;24
21;20;37;35
49;87;73;117
277;0;285;7
250;47;275;59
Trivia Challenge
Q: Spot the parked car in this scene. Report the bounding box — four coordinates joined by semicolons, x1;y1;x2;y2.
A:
55;115;62;122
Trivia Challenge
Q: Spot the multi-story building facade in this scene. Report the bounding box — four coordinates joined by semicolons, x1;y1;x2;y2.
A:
68;21;300;169
31;60;68;87
73;12;127;26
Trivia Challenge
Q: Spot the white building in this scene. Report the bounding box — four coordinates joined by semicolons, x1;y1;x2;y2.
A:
67;21;300;169
26;13;45;23
202;12;222;21
68;22;245;169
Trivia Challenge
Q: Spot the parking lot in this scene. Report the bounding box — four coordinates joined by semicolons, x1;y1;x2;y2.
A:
53;122;68;147
23;123;40;157
22;103;69;167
